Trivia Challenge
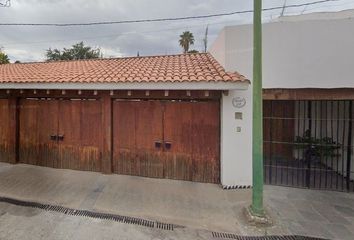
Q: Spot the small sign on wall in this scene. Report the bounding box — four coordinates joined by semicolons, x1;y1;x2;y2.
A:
232;97;246;108
235;112;243;120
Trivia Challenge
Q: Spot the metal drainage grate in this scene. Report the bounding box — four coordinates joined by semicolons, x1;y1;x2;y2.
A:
212;232;327;240
0;196;181;231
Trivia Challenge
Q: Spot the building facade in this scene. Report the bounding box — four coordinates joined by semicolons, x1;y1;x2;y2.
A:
0;53;253;188
210;10;354;192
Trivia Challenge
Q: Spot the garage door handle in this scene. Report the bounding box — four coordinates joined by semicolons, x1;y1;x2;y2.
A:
155;141;162;149
58;135;64;141
50;135;57;141
164;142;172;150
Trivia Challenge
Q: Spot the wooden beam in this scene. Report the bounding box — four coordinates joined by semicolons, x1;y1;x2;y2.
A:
0;89;101;99
263;88;354;100
0;89;222;100
101;93;112;174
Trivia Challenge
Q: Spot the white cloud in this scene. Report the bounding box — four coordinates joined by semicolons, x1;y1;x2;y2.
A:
0;0;353;62
100;46;123;58
5;47;44;62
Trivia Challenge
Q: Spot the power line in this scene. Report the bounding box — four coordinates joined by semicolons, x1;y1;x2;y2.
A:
0;0;339;27
295;0;354;13
261;0;354;21
0;0;347;47
0;19;238;47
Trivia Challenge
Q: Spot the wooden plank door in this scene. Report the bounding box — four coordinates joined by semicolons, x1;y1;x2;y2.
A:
19;99;59;167
163;101;193;181
163;101;220;183
112;100;220;183
190;101;220;183
112;100;164;177
58;99;102;172
0;99;11;163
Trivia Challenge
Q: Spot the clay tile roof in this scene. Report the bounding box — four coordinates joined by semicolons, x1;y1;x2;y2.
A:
0;53;249;84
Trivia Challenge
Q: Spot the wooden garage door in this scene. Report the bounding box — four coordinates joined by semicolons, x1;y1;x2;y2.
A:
0;99;11;163
19;98;102;171
113;100;220;183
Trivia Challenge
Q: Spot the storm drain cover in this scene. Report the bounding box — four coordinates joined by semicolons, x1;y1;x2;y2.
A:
212;232;328;240
0;195;330;239
0;196;181;231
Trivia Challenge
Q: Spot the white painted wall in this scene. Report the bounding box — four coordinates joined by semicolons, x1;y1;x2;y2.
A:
279;9;354;21
210;18;253;187
210;11;354;89
220;89;252;187
211;11;354;188
209;28;226;69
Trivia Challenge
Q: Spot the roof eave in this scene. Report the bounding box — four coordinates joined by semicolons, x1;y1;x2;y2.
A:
0;81;249;90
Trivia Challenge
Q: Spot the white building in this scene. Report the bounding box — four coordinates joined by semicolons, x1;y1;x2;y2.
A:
210;9;354;89
210;10;354;191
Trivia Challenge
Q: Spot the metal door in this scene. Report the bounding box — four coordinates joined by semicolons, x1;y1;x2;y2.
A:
264;100;354;192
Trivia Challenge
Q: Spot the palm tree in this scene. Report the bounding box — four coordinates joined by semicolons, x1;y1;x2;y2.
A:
179;31;195;53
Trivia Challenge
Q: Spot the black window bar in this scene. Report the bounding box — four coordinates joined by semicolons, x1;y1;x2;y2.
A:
263;100;354;192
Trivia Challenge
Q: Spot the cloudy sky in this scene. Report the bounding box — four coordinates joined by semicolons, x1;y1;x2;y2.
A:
1;0;354;62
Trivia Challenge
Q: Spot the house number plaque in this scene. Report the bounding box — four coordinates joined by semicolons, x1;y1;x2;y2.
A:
232;97;246;108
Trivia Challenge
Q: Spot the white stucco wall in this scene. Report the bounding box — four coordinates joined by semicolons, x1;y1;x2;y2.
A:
220;89;252;187
211;11;354;188
209;28;226;69
210;11;354;89
210;20;253;187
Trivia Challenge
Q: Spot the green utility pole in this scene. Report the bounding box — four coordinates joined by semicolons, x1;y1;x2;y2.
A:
251;0;265;217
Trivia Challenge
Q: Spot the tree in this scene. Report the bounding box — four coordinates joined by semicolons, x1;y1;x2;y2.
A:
179;31;195;53
187;50;199;54
0;51;10;64
46;42;101;61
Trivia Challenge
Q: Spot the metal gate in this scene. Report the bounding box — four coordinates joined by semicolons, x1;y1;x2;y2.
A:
264;100;354;192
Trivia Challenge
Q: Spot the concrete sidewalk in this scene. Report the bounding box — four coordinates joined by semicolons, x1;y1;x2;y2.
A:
0;162;251;233
265;185;354;240
0;162;354;239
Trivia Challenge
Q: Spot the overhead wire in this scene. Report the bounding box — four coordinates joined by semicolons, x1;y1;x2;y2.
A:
0;0;339;27
0;20;242;47
0;0;350;55
0;0;345;48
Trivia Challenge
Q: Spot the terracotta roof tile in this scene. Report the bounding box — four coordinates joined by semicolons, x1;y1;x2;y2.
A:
0;53;249;84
